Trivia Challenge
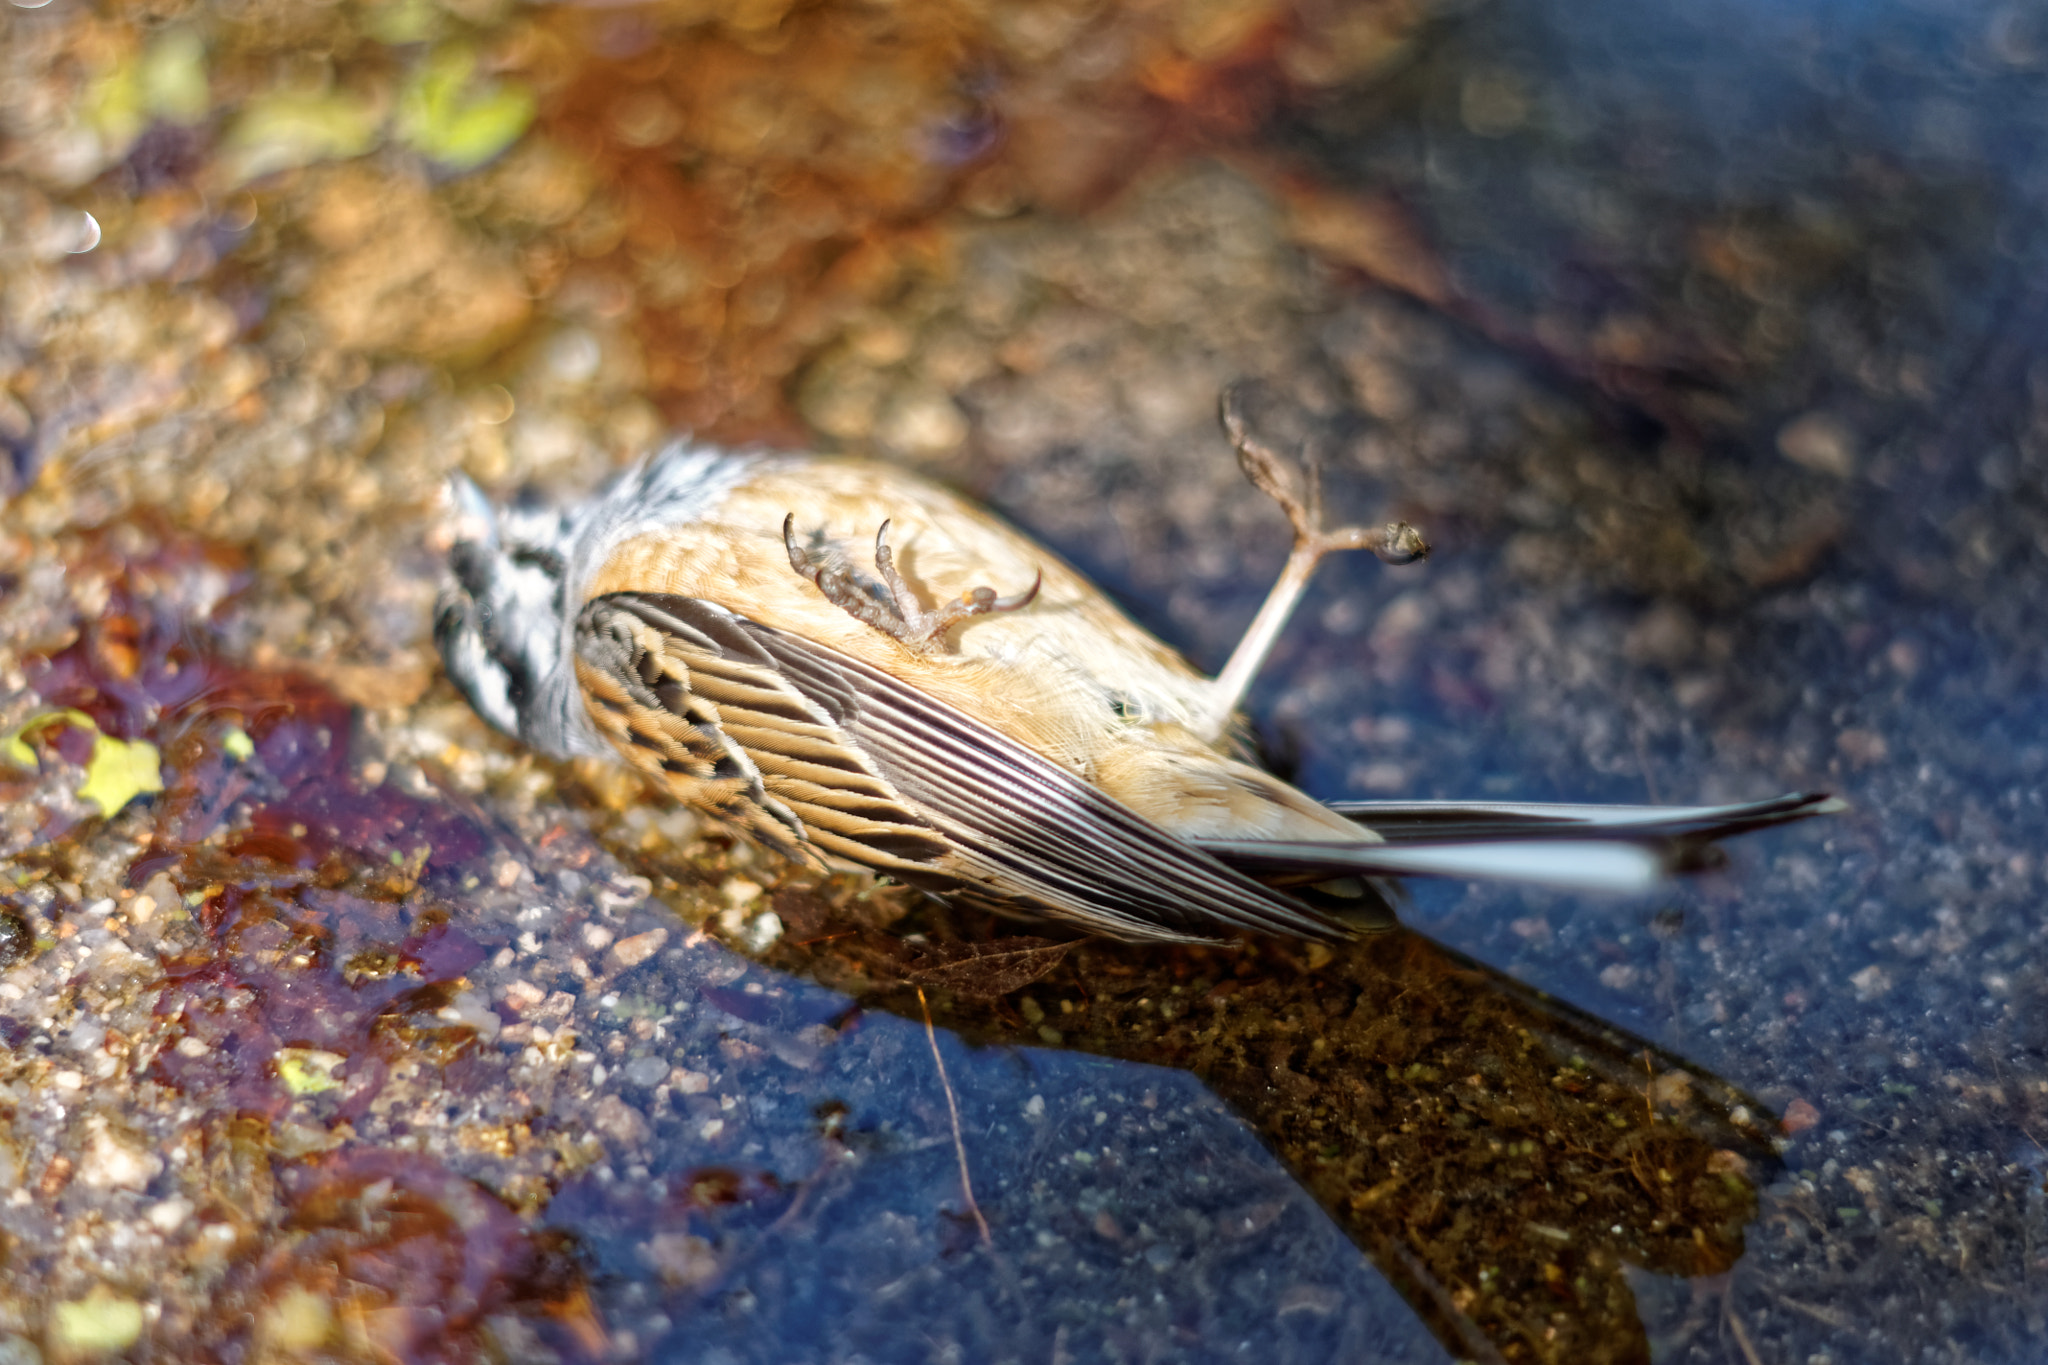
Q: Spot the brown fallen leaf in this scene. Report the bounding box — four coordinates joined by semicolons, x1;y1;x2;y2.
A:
890;938;1077;999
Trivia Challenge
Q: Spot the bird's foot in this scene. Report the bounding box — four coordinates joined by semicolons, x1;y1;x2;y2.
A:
1219;382;1429;566
784;514;1040;654
1199;383;1430;736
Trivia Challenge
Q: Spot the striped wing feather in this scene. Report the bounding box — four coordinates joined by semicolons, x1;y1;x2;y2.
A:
575;605;805;861
579;592;1342;942
577;595;950;877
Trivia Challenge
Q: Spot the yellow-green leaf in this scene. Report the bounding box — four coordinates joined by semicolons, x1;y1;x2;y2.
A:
260;1284;337;1353
222;726;255;761
51;1287;145;1352
1;709;98;770
83;29;211;155
78;733;164;817
221;87;386;184
140;28;211;126
395;45;535;171
275;1048;346;1096
368;0;446;47
83;54;149;154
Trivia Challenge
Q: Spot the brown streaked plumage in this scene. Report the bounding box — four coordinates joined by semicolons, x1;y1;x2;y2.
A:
434;386;1842;942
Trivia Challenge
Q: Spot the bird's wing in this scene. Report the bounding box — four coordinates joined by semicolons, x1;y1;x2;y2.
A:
1193;792;1843;892
577;598;824;862
580;592;1345;942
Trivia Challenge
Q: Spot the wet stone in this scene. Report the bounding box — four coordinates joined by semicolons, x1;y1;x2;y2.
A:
0;915;28;968
622;1055;669;1088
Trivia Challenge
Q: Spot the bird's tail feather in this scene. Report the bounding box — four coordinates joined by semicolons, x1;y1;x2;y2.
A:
1194;792;1844;893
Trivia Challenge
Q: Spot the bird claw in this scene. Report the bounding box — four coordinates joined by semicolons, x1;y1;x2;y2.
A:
1219;381;1430;565
786;513;1039;654
1370;522;1430;566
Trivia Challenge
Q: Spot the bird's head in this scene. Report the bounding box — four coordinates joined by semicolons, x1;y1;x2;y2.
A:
434;474;582;752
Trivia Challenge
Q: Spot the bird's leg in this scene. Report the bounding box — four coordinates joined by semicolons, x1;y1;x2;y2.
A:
784;513;1040;655
1197;384;1429;740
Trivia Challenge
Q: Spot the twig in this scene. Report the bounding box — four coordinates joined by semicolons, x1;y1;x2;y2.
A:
1725;1294;1765;1365
918;986;991;1246
1630;720;1662;805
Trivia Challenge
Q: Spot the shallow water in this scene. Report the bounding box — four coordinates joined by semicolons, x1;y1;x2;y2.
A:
0;0;2043;1360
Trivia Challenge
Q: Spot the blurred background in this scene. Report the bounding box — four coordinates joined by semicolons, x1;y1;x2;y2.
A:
1;0;2045;1361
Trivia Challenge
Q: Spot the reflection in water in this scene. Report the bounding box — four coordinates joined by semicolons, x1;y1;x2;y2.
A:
754;889;1779;1363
